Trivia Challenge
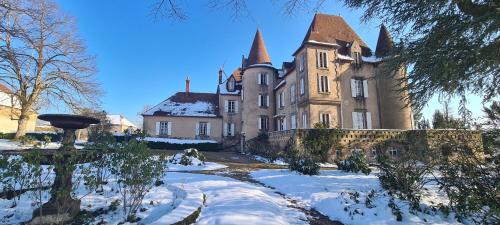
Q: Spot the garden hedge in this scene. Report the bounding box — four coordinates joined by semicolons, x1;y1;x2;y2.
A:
0;132;62;142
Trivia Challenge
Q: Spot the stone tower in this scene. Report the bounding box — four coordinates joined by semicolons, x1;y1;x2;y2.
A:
375;25;413;129
241;29;276;139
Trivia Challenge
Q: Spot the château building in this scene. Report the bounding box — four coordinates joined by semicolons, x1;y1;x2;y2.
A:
142;13;414;145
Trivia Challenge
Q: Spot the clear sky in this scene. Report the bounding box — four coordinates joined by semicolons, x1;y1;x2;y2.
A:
54;0;486;127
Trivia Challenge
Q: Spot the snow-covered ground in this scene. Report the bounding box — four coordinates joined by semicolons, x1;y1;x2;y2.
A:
0;139;84;150
252;155;337;168
166;149;227;171
251;169;462;225
166;172;308;225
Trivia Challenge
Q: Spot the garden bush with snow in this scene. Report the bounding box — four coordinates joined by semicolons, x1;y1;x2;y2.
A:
168;148;206;166
336;150;371;175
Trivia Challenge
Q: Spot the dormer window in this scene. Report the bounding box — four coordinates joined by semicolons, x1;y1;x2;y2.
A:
353;52;362;68
227;77;235;91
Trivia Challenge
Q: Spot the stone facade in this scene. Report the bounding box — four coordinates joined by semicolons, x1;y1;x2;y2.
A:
142;14;415;148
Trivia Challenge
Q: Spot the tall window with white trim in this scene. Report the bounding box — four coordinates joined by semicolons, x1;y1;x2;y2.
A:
302;112;308;128
258;73;268;85
317;51;328;68
300;77;305;95
350;78;368;98
291;114;297;129
299;53;305;72
258;94;269;108
320;113;330;128
227;100;236;113
259;116;269;131
318;75;330;93
159;121;171;136
290;84;296;103
352;111;372;129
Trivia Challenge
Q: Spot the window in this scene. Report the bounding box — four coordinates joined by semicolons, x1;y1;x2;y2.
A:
291;114;297;129
389;147;398;156
224;122;235;136
317;51;328;68
258;73;268;85
259;116;269;131
320;113;330;128
302;112;308;128
299;53;305;72
278;117;287;131
227;100;237;113
300;77;305;95
371;148;377;157
258;94;269;108
352;111;372;129
353;52;361;68
350;79;368;98
159;121;171;135
290;84;296;103
197;122;209;136
278;91;285;108
227;79;235;91
318;75;330;93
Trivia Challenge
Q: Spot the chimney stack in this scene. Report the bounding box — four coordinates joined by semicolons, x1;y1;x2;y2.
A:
185;76;190;93
218;67;223;84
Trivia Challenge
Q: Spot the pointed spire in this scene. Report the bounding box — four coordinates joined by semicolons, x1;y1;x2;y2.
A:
375;24;393;57
246;29;271;66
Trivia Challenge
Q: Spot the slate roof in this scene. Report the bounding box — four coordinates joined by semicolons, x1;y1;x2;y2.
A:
0;83;12;94
143;92;220;117
375;24;393;57
300;13;372;56
246;29;272;66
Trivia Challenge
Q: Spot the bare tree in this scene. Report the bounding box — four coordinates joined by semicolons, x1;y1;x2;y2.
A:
0;0;101;138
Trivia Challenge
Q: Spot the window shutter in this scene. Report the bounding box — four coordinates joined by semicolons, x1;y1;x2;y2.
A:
258;74;261;84
155;122;160;135
363;80;369;98
195;122;200;135
351;79;357;97
207;123;211;135
283;118;287;130
224;100;228;112
167;122;172;135
282;92;285;106
258;117;262;130
230;124;235;136
258;95;262;106
316;50;319;68
300;78;305;94
302;113;307;128
324;52;328;68
366;112;372;129
277;94;280;109
266;95;270;107
223;122;228;136
235;101;239;113
352;112;358;129
266;74;269;85
326;77;330;92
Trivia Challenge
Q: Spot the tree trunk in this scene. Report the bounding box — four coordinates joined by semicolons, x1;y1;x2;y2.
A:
15;111;31;139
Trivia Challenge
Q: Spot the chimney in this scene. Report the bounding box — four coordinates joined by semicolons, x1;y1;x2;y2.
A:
218;67;223;84
185;76;190;93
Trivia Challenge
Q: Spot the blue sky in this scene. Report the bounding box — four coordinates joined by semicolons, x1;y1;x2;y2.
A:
54;0;485;126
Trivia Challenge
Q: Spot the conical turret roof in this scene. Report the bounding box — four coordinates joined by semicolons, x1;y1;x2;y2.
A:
246;29;271;66
375;24;393;57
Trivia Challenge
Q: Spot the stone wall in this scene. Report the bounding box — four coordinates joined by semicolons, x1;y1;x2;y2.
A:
246;129;483;163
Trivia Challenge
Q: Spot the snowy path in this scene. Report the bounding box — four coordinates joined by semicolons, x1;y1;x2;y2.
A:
165;172;308;225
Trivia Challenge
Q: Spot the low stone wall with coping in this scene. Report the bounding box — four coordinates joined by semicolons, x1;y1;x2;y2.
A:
247;129;483;163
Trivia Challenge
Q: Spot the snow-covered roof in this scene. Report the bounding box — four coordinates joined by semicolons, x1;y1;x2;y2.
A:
0;92;20;108
143;92;219;118
362;56;383;63
337;54;354;61
218;79;240;95
106;114;137;128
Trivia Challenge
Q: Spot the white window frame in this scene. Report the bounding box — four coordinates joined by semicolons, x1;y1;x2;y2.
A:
352;111;371;129
317;50;328;68
389;147;398;156
258;94;268;108
279;91;285;108
278;117;287;131
299;53;305;72
320;113;330;128
351;78;368;98
159;121;171;136
318;75;330;93
291;114;297;129
290;84;296;103
259;116;269;131
258;73;268;85
302;112;308;128
198;122;209;136
227;100;236;113
300;77;305;95
224;122;235;137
